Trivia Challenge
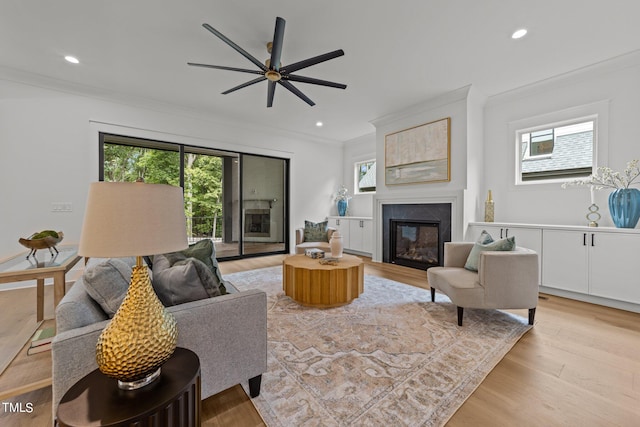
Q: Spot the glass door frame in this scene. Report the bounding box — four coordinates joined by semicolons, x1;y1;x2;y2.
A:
98;132;291;260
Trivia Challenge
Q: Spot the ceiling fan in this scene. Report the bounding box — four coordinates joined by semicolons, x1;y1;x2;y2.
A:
188;17;346;107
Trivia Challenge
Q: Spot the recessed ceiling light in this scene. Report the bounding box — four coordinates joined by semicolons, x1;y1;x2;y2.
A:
64;55;79;64
316;121;323;127
511;29;527;39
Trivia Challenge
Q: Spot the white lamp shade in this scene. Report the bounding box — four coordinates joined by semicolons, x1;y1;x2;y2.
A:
79;182;189;258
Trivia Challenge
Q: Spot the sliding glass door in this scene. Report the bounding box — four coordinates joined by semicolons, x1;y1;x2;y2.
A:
99;133;288;259
241;154;287;255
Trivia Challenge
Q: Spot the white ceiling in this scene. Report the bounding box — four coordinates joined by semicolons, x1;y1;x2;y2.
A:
2;1;640;143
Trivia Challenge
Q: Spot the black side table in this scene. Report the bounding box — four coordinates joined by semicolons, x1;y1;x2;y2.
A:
57;347;201;427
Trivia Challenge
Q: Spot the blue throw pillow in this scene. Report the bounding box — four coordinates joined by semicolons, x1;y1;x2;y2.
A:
476;229;494;245
464;235;516;272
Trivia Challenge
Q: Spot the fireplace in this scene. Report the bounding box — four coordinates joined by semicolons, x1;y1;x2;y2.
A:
382;203;451;269
244;209;270;237
390;220;441;270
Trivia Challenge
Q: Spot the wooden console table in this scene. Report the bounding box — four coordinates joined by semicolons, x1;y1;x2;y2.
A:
57;347;201;427
0;245;81;322
283;254;364;307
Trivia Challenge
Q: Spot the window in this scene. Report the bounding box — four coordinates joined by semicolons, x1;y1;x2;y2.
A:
517;118;595;184
355;159;376;194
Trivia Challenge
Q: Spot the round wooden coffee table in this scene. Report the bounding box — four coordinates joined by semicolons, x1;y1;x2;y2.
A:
282;254;364;307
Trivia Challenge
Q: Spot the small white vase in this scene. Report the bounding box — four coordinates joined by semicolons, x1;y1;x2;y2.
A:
330;231;344;258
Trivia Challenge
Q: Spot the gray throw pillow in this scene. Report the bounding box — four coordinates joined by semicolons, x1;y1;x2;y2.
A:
304;220;329;242
156;239;227;295
464;235;516;272
152;254;223;307
83;258;132;318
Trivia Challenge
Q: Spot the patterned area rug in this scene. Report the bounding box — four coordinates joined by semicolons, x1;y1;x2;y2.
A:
227;266;532;427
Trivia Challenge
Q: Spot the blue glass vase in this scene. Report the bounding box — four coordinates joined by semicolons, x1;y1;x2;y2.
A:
337;199;348;216
608;188;640;228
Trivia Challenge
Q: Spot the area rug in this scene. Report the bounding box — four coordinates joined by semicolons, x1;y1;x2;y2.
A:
227;266;532;427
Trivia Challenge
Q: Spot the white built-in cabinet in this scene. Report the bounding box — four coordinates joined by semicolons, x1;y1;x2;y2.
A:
327;216;373;255
468;222;640;312
541;229;589;294
543;229;640;304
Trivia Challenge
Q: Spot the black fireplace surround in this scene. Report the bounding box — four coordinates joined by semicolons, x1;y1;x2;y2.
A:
382;203;452;269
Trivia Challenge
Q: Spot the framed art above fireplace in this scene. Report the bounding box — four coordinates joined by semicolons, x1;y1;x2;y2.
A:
384;117;451;185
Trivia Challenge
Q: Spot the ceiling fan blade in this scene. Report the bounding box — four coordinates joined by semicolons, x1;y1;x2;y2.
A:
267;81;276;107
285;74;347;89
202;23;267;71
222;76;267;95
280;49;344;74
278;80;315;106
187;63;264;75
270;17;286;71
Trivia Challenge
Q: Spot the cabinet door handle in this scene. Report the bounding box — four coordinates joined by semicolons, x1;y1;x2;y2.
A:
583;233;587;246
591;234;595;247
500;229;503;239
505;228;509;237
336;219;340;226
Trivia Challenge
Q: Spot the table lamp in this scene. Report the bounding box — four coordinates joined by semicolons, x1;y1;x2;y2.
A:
78;181;188;390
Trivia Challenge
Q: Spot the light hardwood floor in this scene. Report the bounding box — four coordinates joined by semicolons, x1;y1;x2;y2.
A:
1;255;639;426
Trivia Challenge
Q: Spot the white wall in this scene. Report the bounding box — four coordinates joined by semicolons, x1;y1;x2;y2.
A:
464;86;486;229
0;79;343;262
370;86;473;261
483;51;640;227
340;132;376;217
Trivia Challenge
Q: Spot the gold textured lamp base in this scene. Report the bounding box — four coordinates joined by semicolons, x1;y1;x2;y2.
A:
96;257;177;389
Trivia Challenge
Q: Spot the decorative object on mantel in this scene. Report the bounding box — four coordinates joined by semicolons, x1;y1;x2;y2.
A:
586;203;601;227
334;185;351;216
562;159;640;228
384;117;451;185
484;190;495;222
79;181;188;390
19;230;64;259
329;231;344;258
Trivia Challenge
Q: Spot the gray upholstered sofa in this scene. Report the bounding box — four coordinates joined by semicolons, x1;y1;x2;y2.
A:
51;254;267;419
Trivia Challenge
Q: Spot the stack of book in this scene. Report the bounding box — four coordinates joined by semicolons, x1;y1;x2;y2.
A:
27;326;56;355
305;248;325;259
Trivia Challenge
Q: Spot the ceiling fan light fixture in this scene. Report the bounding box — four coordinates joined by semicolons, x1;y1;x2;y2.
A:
265;70;282;82
189;17;346;107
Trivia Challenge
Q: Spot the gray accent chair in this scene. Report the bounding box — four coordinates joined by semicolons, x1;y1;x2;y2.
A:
51;256;267;420
427;242;539;326
294;227;336;254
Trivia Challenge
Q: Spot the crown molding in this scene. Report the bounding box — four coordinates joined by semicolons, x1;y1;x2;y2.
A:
0;65;342;147
370;85;471;129
486;49;640;107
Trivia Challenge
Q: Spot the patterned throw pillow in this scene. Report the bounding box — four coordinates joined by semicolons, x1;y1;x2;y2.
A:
304;220;329;242
464;233;515;272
